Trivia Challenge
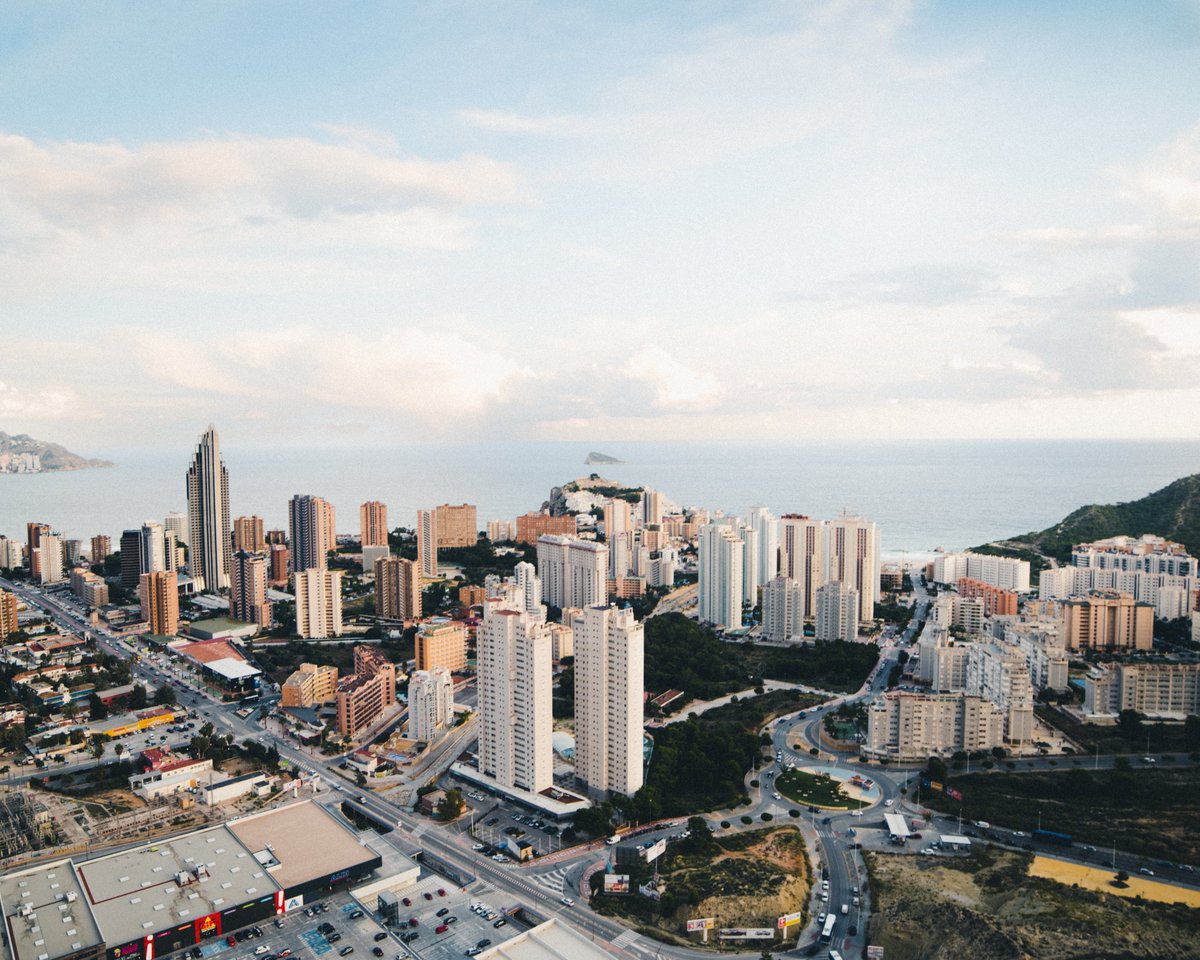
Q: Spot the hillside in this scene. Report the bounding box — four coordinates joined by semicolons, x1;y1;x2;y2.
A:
0;432;113;472
998;473;1200;561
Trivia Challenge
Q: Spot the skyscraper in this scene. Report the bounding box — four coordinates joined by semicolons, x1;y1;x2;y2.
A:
604;498;633;578
360;501;389;547
408;667;454;742
0;590;18;641
749;506;779;587
139;570;179;635
698;523;744;629
295;568;344;639
536;535;607;610
26;522;50;579
229;550;271;627
119;530;141;588
375;556;421;621
163;511;188;548
815;580;859;643
762;576;805;643
37;534;63;585
139;522;165;575
232;515;266;554
513;561;544;620
417;509;438;578
574;604;644;797
435;503;477;547
779;515;823;619
826;513;879;621
289;494;333;575
186;425;231;592
477;580;553;793
90;535;111;567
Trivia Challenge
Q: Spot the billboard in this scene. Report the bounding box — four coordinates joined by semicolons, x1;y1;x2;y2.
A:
686;918;715;932
603;874;631;894
777;911;804;929
641;839;667;863
718;928;775;940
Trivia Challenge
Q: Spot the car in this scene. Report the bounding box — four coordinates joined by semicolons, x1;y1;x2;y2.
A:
772;792;781;800
277;951;292;958
435;925;448;935
493;919;507;929
423;892;433;901
318;924;334;935
408;919;419;928
1012;831;1027;838
475;940;492;949
560;897;574;906
402;897;412;906
1143;756;1157;763
326;934;342;944
1140;867;1155;876
191;949;203;959
445;917;457;925
1182;865;1196;873
274;920;285;929
339;949;354;957
850;809;863;817
255;947;270;955
472;843;485;851
883;799;894;807
349;909;365;919
437;888;446;897
374;933;388;942
371;950;383;957
227;937;237;948
486;818;499;826
436;908;449;918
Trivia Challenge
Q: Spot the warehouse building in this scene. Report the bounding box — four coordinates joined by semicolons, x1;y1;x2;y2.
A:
1;803;380;960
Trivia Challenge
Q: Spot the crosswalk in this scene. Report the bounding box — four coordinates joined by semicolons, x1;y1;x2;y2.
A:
612;929;639;949
530;866;569;895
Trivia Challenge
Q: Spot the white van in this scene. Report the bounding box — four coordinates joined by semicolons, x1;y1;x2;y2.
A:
840;903;849;915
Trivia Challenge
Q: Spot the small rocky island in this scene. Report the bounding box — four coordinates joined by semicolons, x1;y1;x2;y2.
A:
585;450;624;465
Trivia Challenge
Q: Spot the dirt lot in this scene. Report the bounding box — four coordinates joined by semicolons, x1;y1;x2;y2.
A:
866;846;1200;960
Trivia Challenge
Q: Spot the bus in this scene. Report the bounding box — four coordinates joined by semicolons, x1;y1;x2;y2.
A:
819;914;837;943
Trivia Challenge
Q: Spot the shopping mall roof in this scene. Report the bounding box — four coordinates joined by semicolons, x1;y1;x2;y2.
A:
0;860;104;960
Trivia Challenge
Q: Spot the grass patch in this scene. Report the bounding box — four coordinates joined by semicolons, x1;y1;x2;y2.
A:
775;769;852;809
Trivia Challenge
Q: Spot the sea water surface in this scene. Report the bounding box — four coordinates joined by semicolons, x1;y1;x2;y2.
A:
2;440;1199;558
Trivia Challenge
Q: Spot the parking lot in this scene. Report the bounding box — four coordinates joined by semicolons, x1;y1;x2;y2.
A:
367;869;519;960
463;800;565;860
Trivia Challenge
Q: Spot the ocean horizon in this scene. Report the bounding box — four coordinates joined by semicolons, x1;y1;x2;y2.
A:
3;438;1199;560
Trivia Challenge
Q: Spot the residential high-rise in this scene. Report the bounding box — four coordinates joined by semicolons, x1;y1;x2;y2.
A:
416;622;468;672
641;488;664;527
375;556;421;622
63;540;82;567
119;529;141;588
574;604;644;797
232;515;266;554
229;550;271;627
865;691;1005;761
295;568;344;639
336;646;396;736
360;501;389;547
762;576;806;643
740;525;759;605
815;580;859;643
536;536;607;610
289;494;334;575
139;570;179;636
37;534;63;585
0;590;18;641
965;642;1035;743
417;510;438;578
26;522;50;579
408;667;454;742
515;512;575;544
826;514;879;621
513;561;544;620
477;580;553;793
749;506;779;588
1062;590;1153;652
779;515;823;619
185;425;231;592
139;522;165;575
487;520;516;542
932;552;1031;592
163;511;188;548
268;544;289;586
0;538;23;570
435;503;477;547
604;499;634;578
698;523;744;629
266;529;287;545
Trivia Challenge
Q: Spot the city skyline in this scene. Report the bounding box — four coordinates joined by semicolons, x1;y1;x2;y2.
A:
1;2;1198;448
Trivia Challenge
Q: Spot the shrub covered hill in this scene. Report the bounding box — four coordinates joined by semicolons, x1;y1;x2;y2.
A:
992;473;1200;562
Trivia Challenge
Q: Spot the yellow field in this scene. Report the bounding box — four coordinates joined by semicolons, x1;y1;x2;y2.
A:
1030;855;1200;907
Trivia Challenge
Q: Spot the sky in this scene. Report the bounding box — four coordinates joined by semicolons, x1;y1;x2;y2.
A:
1;0;1199;450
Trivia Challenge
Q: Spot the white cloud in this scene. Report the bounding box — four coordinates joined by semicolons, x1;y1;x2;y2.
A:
1117;124;1200;225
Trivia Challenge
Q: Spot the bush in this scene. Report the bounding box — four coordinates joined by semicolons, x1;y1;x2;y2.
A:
741;815;753;825
761;812;773;822
789;809;800;818
720;820;730;829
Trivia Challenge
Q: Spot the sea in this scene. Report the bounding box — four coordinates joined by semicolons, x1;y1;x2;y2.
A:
3;440;1199;561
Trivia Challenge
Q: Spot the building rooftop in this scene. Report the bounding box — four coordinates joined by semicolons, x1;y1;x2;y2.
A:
226;801;378;891
476;918;617;960
74;825;279;949
0;860;104;960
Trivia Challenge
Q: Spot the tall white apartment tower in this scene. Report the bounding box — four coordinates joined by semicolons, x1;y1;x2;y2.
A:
604;499;634;578
815;580;859;642
536;536;607;609
185;424;231;592
513;561;545;621
408;667;454;742
477;581;553;793
741;525;759;606
139;522;166;575
294;568;344;639
826;514;879;621
417;509;438;578
641;488;664;527
164;511;188;548
749;506;779;588
698;523;744;629
575;604;645;797
762;576;806;642
779;515;824;618
38;534;63;585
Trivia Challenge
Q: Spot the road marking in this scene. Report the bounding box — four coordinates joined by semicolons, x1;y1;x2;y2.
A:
612;929;639;949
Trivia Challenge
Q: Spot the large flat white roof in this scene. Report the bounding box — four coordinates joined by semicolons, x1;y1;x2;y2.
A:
477;917;617;959
0;860;104;960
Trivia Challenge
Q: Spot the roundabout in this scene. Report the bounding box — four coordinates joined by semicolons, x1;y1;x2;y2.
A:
776;764;882;809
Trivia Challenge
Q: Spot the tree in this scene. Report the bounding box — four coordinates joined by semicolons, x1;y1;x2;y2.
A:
1117;709;1142;740
1185;715;1200;750
436;787;465;822
114;742;124;760
89;735;106;760
129;683;148;709
88;694;109;721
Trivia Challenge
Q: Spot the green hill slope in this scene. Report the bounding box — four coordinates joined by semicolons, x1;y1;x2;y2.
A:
1007;473;1200;561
